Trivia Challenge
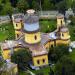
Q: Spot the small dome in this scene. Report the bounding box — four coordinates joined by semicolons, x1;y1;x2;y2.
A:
60;26;69;32
26;9;35;14
14;18;22;23
24;22;39;32
57;14;64;19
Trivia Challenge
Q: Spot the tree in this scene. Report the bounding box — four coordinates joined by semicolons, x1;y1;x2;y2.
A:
32;0;40;11
69;16;75;26
72;1;75;12
56;0;67;14
11;48;31;70
66;0;73;9
48;45;69;63
17;0;29;13
42;0;54;10
2;2;13;15
0;0;13;15
55;56;75;75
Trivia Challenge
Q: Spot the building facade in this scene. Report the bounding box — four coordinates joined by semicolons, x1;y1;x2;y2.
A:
1;10;70;69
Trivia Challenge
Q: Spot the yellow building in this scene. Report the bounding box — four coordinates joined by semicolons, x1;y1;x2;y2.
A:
1;41;21;60
1;10;71;70
29;44;48;67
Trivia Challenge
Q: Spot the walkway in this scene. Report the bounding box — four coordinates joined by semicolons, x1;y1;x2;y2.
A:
27;70;35;75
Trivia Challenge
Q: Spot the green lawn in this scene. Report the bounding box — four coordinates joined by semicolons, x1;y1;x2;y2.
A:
40;20;56;33
0;20;56;42
30;66;50;75
0;22;15;42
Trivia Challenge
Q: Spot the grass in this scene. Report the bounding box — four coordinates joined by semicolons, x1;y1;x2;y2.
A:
30;66;50;75
0;22;15;42
0;20;56;42
40;20;56;33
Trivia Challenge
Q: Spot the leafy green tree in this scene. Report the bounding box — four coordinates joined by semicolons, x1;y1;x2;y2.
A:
11;48;31;70
0;0;13;15
32;0;40;10
56;0;67;14
66;0;73;9
42;0;54;10
72;1;75;11
69;16;75;26
55;56;75;75
48;45;69;63
1;2;13;15
17;0;29;13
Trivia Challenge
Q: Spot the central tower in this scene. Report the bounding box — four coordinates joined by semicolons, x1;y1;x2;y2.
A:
24;10;41;44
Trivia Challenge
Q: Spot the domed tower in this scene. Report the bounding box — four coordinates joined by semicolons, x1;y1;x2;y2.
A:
24;10;41;44
60;26;70;44
57;14;65;30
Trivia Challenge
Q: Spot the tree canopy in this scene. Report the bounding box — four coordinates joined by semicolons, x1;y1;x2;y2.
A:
55;56;75;75
48;45;69;63
11;48;31;70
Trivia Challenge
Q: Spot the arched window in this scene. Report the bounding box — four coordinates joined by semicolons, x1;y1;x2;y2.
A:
16;24;18;27
51;44;53;48
17;34;19;38
37;60;40;64
61;20;62;25
62;33;64;37
34;35;37;40
43;59;45;63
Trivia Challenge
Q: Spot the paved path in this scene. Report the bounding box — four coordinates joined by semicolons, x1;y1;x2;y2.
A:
27;70;35;75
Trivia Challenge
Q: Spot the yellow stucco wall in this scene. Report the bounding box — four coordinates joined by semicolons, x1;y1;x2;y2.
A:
2;47;22;60
44;38;70;50
60;32;70;40
2;50;11;60
24;32;41;44
57;18;65;29
50;41;54;47
56;39;70;45
45;41;54;51
32;54;48;67
15;30;21;39
13;22;22;30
